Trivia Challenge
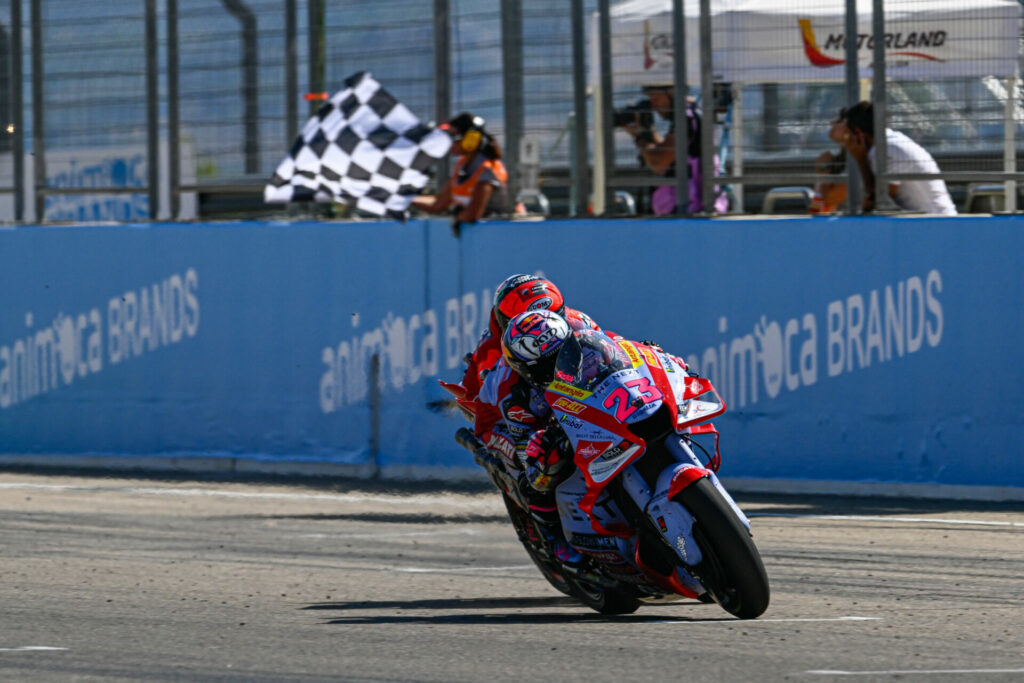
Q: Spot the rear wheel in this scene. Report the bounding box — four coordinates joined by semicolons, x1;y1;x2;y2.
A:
500;492;574;597
501;492;640;614
562;575;641;615
674;477;770;619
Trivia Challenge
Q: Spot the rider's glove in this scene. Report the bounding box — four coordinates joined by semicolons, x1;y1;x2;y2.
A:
524;429;570;492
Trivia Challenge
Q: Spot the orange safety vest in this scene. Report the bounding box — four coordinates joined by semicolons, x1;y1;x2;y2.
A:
450;155;508;207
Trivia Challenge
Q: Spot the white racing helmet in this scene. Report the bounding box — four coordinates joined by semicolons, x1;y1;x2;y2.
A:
500;310;572;387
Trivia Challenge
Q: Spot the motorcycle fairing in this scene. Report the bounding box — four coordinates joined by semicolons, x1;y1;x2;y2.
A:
548;366;663;426
646;357;726;469
556;468;634;541
673;375;727;430
586;440;643;484
438;380;479;421
640;344;681;427
548;330;733;538
547;399;648;534
438;380;468;400
556;468;702;595
627;345;724;429
615;339;645;368
547;342;666;533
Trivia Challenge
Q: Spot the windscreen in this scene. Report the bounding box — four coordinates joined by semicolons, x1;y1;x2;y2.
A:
553;329;632;391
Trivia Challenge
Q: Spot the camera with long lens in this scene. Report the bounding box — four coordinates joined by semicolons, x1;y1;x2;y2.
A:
612;98;655;129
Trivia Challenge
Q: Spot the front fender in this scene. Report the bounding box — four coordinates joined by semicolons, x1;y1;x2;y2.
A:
641;462;712;569
661;463;713;500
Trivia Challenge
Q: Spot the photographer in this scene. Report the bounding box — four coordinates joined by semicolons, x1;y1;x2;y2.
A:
615;84;727;215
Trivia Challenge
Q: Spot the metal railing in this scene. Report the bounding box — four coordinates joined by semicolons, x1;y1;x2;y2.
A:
0;0;1019;223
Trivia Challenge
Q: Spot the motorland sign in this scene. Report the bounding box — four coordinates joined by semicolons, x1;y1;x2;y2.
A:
590;0;1020;86
798;18;948;68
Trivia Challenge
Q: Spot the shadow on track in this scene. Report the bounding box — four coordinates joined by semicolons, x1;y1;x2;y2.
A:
304;596;726;625
305;596;577;611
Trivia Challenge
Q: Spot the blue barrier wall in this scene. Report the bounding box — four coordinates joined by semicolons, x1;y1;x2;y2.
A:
1;216;1022;491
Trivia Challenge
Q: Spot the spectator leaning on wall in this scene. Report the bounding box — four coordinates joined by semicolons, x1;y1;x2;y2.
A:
836;101;957;216
808;112;851;214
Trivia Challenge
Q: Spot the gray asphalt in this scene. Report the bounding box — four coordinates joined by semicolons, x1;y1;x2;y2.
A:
0;471;1022;682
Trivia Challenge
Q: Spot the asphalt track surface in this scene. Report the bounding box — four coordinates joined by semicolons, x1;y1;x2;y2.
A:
1;471;1022;682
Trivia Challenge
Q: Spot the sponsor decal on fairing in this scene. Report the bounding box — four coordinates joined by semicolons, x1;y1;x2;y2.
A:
617;340;643;368
588;440;641;483
576;440;612;460
486;433;518;463
559;414;584;430
552;397;586;414
569;533;620;550
548;379;592;400
639;346;660;368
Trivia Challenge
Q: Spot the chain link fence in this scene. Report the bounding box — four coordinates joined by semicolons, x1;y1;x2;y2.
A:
0;0;1020;222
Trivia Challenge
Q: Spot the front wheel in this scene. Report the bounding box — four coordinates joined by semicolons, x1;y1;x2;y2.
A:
674;477;770;619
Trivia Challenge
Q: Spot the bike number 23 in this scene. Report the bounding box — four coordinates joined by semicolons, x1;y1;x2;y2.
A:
603;377;663;422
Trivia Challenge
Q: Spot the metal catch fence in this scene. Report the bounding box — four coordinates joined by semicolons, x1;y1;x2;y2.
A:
0;0;1019;222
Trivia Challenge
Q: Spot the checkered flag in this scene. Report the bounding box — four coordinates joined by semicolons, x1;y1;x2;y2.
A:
265;71;451;219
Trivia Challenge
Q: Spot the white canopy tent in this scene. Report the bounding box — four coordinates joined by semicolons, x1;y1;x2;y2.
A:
588;0;1022;212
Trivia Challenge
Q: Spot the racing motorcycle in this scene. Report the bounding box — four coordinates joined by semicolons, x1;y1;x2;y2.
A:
443;329;769;618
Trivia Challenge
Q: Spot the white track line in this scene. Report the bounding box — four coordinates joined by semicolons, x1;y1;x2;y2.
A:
750;513;1024;528
805;668;1024;676
3;482;1020;528
654;616;881;625
0;647;67;652
0;482;500;510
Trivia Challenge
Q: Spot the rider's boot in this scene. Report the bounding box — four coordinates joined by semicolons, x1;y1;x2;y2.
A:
522;486;583;567
550;532;584;567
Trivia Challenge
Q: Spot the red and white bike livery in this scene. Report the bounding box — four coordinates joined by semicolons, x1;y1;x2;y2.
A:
453;328;769;618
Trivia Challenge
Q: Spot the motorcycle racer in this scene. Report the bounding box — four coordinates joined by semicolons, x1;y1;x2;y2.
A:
452;312;771;617
456;274;600;402
474;310;581;564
